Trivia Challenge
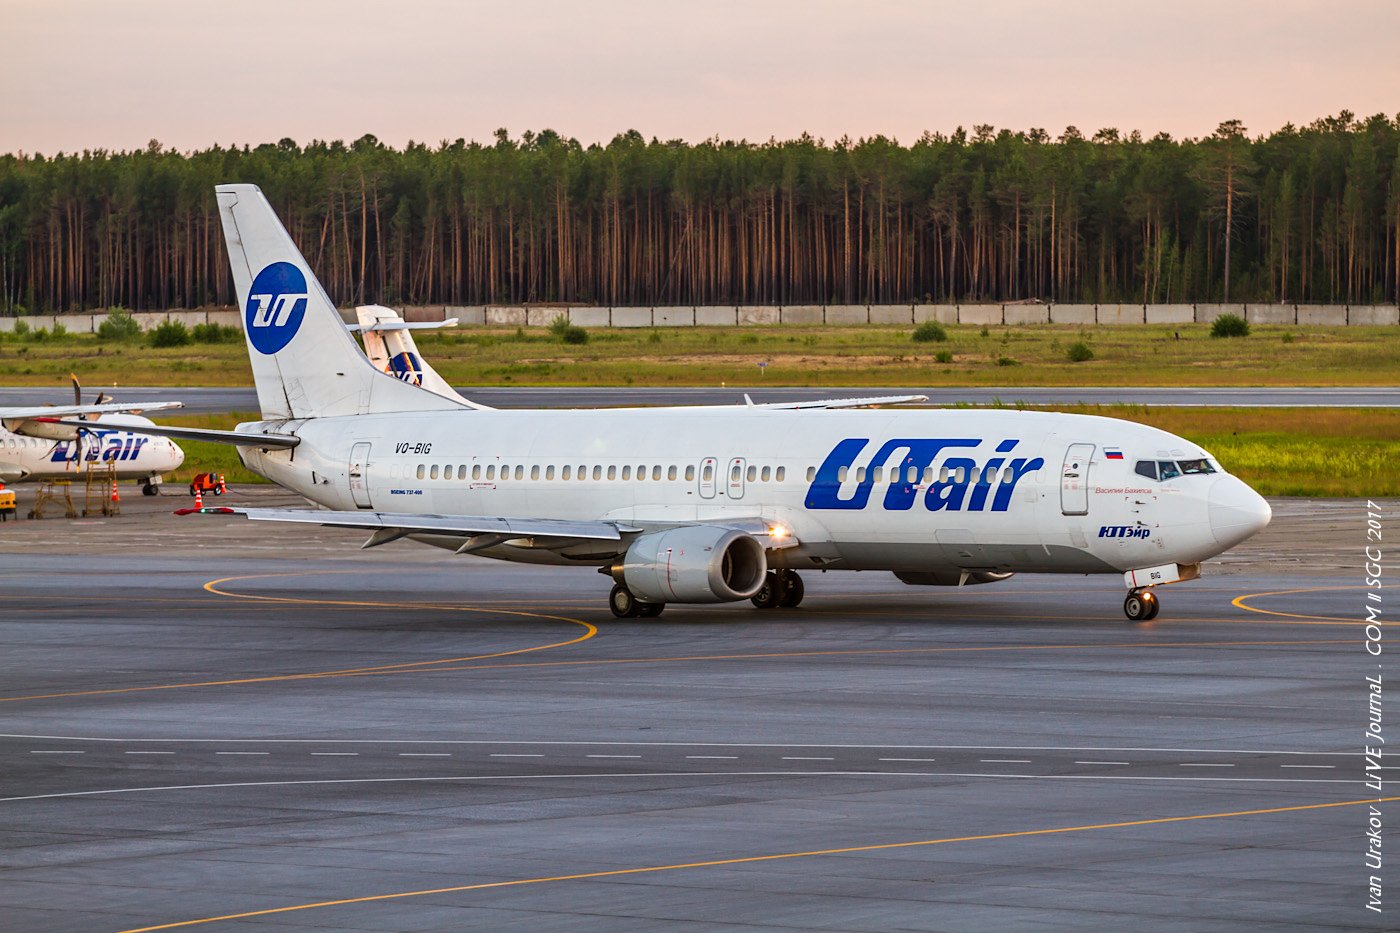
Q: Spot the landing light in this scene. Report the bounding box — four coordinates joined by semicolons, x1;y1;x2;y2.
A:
769;524;790;539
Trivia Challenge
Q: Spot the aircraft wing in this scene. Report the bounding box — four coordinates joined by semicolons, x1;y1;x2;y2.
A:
182;506;637;551
52;419;299;449
1;400;184;422
181;507;800;553
741;394;929;410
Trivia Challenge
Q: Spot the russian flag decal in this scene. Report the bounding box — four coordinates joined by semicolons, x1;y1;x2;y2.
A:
1104;449;1124;460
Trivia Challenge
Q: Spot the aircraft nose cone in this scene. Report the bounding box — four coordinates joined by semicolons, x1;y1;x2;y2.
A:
1208;476;1272;547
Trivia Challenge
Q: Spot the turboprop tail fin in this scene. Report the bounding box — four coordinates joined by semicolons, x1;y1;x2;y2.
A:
215;183;468;420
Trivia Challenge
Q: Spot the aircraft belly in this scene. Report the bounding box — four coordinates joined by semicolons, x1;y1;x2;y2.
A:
407;533;617;566
832;540;1118;574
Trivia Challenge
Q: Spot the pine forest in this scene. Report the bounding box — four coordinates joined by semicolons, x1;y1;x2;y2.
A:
2;113;1398;313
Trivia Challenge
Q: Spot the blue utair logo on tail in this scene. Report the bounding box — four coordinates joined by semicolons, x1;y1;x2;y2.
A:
387;351;424;385
245;262;308;354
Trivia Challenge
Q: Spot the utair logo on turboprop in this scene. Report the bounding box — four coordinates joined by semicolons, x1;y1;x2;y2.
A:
804;438;1044;512
47;430;149;463
245;261;309;354
387;351;425;386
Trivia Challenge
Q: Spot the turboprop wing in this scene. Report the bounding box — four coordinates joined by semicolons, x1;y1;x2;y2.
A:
2;401;184;439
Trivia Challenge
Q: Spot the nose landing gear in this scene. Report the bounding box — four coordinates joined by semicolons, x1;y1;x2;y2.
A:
1124;588;1160;622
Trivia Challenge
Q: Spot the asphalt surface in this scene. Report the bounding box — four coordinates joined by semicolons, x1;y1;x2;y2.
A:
4;385;1400;414
0;489;1392;931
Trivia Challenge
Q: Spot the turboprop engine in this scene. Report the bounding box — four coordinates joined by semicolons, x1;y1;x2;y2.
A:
893;570;1015;586
615;526;768;603
3;417;83;441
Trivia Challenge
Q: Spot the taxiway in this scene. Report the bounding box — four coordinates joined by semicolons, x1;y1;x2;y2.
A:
0;490;1389;930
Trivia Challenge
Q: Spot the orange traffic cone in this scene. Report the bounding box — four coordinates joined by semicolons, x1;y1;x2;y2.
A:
110;479;120;503
194;487;203;509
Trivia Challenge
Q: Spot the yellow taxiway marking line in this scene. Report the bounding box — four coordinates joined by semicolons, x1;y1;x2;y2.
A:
116;794;1398;932
0;572;597;704
1231;586;1360;623
0;571;1357;703
322;637;1355;678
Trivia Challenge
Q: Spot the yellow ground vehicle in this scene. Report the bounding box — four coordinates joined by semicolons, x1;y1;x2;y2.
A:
0;486;17;521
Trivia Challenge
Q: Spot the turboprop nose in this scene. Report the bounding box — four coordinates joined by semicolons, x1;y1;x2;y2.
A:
1208;475;1272;547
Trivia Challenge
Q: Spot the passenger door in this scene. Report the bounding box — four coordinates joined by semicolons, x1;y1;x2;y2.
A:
349;442;373;509
1060;443;1094;515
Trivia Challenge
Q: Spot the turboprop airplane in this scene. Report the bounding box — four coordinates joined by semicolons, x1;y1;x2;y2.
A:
95;183;1272;621
1;382;185;493
348;304;472;405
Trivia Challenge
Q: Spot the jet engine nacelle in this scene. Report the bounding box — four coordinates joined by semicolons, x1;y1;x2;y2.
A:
894;570;1015;586
618;526;768;603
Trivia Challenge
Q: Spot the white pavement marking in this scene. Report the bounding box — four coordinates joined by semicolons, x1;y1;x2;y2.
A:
310;753;358;757
1181;763;1235;767
490;754;543;758
0;770;1366;805
215;751;270;756
0;734;1360;756
1281;764;1336;769
981;758;1033;763
398;753;451;757
686;755;738;760
587;754;642;759
782;757;835;761
29;750;83;755
1076;760;1131;765
124;751;174;756
879;758;938;762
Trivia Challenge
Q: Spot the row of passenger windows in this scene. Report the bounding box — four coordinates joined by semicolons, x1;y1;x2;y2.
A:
2;436;43;450
1134;458;1218;481
414;462;792;483
409;460;1008;486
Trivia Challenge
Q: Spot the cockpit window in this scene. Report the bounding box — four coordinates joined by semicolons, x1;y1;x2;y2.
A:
1177;458;1216;475
1134;460;1157;480
1157;460;1181;480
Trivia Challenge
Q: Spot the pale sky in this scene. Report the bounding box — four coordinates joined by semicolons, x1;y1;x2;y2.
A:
3;0;1397;153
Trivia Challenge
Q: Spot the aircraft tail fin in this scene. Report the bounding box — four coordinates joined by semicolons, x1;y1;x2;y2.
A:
352;306;489;409
215;184;467;420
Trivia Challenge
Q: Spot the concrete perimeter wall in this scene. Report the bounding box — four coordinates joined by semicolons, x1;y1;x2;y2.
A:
2;303;1395;333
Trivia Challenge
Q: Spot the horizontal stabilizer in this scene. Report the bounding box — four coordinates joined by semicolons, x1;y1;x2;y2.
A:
347;319;459;333
55;419;299;449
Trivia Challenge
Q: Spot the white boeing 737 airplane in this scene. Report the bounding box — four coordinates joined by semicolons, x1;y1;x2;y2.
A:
97;184;1271;621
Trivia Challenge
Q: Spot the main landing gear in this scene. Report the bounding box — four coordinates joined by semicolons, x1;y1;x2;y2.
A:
609;584;665;619
607;570;807;618
1123;588;1160;622
751;570;804;609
